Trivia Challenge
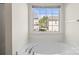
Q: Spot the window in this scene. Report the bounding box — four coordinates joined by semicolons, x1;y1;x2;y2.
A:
32;7;60;32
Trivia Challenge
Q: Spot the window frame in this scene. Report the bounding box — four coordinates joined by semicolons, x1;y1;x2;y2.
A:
28;3;65;34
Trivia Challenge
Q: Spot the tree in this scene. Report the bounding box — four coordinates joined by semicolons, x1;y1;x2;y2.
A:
39;16;48;28
39;16;48;31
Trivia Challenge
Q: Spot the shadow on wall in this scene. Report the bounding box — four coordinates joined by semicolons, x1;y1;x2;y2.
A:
0;3;12;55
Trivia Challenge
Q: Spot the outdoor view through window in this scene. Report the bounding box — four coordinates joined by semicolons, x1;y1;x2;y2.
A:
32;7;60;32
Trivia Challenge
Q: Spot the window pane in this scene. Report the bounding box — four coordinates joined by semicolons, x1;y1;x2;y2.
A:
53;26;59;32
34;19;39;25
49;21;53;26
53;21;59;26
53;16;59;19
49;26;53;31
34;26;39;31
52;8;60;14
32;7;60;32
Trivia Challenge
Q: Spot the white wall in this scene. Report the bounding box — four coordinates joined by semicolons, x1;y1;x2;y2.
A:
65;3;79;45
29;33;65;44
12;3;28;54
12;3;79;54
28;4;65;44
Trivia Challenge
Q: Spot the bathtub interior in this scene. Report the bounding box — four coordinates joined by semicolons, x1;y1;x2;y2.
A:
17;41;79;55
33;42;79;55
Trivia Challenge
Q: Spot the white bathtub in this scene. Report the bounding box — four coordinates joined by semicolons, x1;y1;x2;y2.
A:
18;42;79;55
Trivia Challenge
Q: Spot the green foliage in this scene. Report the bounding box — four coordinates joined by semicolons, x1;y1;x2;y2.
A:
39;29;46;31
39;16;48;28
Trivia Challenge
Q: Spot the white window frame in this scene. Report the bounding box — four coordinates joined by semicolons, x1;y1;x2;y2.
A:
28;3;65;34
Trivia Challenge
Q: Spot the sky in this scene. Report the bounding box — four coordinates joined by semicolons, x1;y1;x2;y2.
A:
32;8;60;16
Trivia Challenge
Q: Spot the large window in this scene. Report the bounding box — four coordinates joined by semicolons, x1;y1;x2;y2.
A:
32;7;60;32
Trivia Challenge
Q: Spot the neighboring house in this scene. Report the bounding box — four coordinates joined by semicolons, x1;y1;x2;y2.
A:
33;15;59;32
33;11;39;31
34;18;39;31
48;16;59;31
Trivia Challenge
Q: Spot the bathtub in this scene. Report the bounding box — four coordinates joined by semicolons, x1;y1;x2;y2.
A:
18;41;79;55
32;42;79;55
